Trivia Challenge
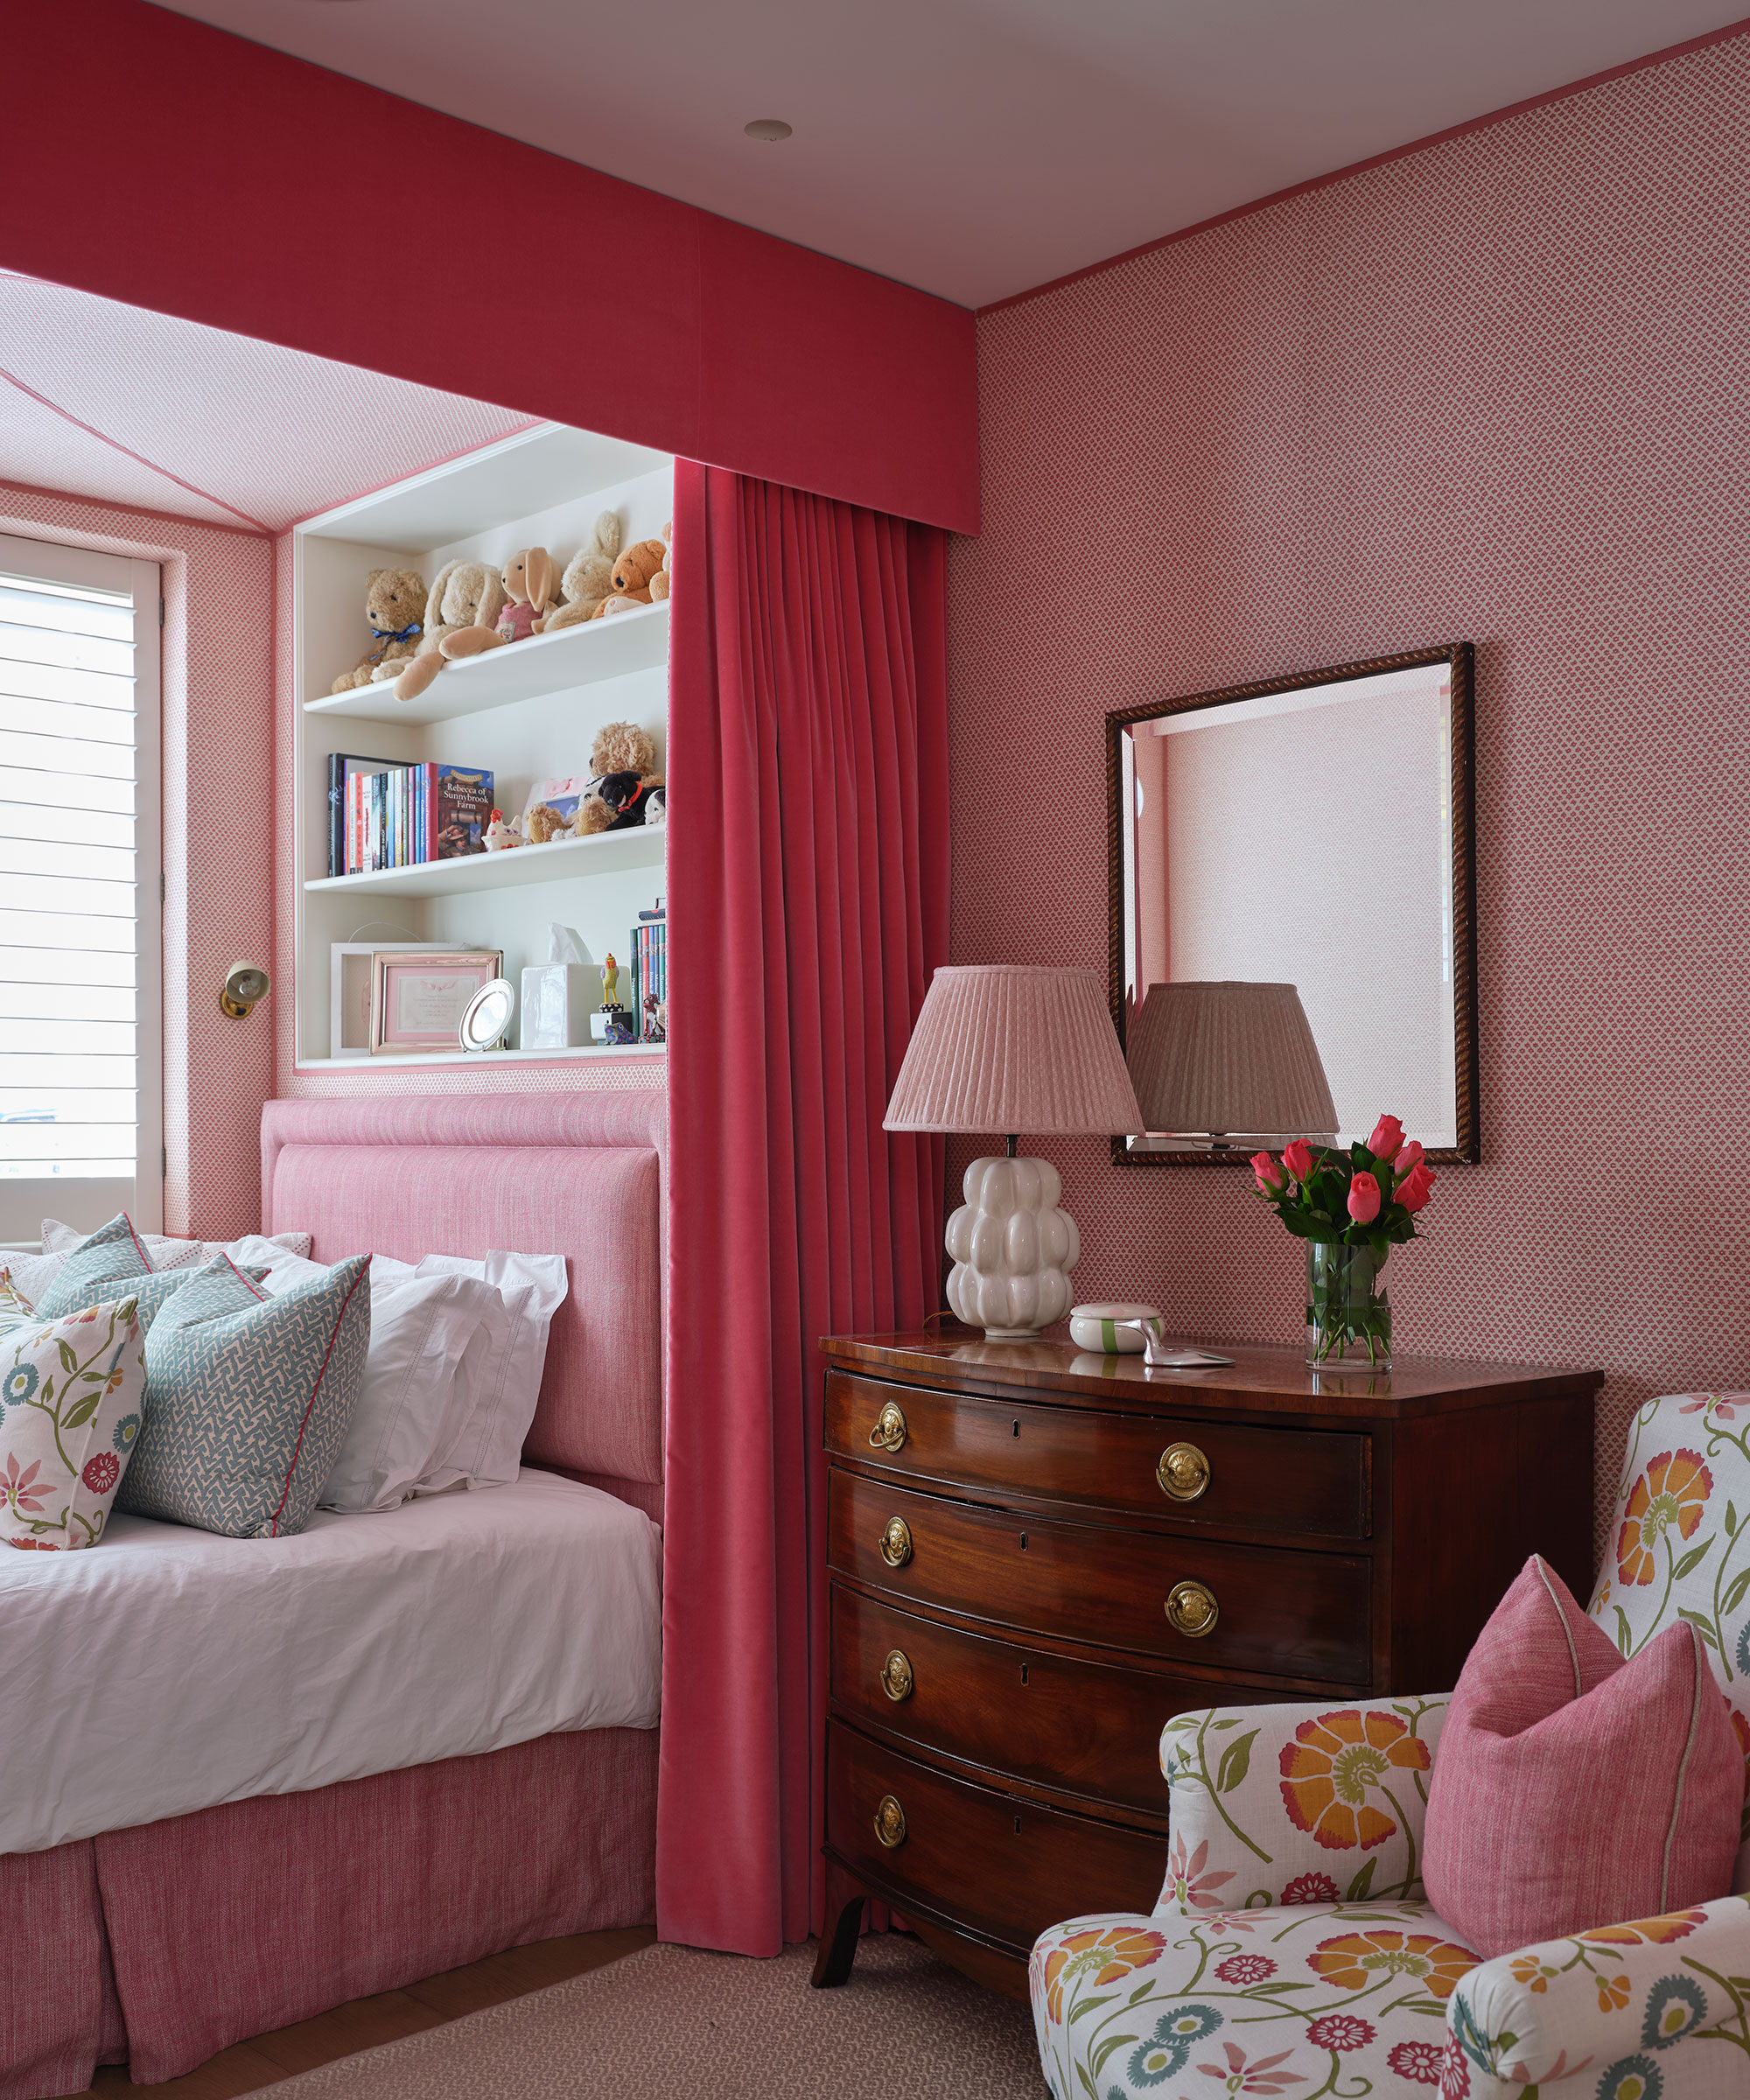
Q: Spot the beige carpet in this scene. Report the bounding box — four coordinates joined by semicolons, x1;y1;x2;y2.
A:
268;1935;1046;2097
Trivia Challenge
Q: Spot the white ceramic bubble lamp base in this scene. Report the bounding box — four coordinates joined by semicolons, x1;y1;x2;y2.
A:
944;1156;1081;1340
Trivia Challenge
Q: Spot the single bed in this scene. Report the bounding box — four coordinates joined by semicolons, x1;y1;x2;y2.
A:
0;1093;667;2098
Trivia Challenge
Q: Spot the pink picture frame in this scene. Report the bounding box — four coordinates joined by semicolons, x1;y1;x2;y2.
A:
369;950;503;1054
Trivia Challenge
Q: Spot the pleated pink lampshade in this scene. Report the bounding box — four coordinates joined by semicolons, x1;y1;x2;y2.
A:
1128;980;1337;1140
884;966;1144;1136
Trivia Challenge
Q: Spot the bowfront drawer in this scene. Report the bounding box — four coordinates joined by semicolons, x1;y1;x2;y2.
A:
825;1370;1368;1537
829;1471;1371;1684
827;1720;1168;1954
830;1587;1283;1821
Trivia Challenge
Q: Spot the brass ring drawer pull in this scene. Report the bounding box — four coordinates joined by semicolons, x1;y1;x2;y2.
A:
1158;1441;1211;1502
878;1516;914;1568
873;1793;907;1848
879;1648;914;1702
1166;1579;1219;1638
869;1401;908;1453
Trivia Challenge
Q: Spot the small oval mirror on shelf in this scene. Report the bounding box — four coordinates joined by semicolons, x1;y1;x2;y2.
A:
1108;643;1479;1167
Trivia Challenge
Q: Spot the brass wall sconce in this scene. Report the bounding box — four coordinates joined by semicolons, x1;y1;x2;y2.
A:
220;961;270;1019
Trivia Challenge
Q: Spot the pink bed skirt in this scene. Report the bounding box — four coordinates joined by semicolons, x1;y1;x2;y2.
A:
0;1727;658;2097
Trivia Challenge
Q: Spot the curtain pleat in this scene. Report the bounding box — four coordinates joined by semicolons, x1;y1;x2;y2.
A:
661;464;949;1953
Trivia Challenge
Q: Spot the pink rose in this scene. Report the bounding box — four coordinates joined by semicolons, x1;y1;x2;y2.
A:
1393;1140;1424;1174
1252;1152;1288;1196
1347;1172;1382;1224
1396;1160;1436;1214
1282;1140;1316;1181
1368;1115;1405;1160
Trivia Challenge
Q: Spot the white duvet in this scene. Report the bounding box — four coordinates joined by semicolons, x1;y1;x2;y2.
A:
0;1468;662;1856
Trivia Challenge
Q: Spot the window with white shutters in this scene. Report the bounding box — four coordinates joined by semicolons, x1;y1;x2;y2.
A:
0;533;162;1244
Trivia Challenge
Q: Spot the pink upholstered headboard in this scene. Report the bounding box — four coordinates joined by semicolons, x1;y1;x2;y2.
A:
260;1096;665;1520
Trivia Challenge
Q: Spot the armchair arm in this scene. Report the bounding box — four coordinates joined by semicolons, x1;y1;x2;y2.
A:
1156;1695;1448;1918
1449;1894;1750;2097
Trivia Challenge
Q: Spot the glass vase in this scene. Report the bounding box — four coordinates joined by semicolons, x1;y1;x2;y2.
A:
1306;1241;1391;1369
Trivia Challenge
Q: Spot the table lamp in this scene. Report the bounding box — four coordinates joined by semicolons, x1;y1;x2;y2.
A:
1127;980;1337;1146
884;965;1144;1339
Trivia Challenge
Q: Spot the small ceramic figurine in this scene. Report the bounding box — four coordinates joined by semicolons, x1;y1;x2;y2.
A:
600;952;619;1008
482;808;520;851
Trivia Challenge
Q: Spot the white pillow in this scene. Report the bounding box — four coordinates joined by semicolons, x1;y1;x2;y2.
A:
398;1253;569;1491
316;1270;500;1512
1;1247;67;1306
41;1222;312;1270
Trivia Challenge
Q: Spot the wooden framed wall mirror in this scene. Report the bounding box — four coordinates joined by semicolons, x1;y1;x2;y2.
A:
1108;644;1480;1167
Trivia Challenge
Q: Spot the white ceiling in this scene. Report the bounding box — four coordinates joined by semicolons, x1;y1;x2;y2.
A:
0;273;533;534
152;0;1743;308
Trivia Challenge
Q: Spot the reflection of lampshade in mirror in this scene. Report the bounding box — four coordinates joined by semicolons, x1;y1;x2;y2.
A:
884;966;1144;1340
1128;981;1337;1142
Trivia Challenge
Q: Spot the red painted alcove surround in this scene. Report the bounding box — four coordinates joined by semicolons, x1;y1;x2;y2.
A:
948;24;1750;1552
0;0;978;1220
0;1;977;536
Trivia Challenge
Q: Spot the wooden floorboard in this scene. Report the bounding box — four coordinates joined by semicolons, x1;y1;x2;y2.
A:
76;1926;657;2096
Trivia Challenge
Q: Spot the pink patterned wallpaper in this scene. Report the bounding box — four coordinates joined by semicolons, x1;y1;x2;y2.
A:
947;31;1750;1550
0;480;273;1241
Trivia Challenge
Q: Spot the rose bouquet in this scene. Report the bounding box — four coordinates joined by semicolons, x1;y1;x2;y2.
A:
1250;1116;1436;1368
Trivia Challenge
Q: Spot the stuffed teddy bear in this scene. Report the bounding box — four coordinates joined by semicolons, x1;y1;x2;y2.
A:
525;801;572;845
393;562;507;701
594;537;668;619
331;568;426;693
574;721;663;836
648;521;671;603
542;514;622;634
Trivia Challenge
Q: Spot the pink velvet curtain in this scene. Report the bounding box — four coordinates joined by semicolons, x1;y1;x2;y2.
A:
661;463;949;1954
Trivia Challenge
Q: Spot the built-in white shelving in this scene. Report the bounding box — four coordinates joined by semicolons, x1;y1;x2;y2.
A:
305;824;664;900
297;1043;667;1073
292;422;673;1068
305;599;668;726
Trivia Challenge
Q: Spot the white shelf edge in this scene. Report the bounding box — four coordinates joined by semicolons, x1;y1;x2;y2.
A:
294;1044;667;1072
304;599;668;725
305;826;665;899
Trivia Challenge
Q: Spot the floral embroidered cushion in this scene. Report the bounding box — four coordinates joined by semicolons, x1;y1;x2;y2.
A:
0;1270;38;1337
0;1296;145;1549
1589;1394;1750;1892
1424;1554;1740;1957
117;1253;370;1540
1032;1900;1480;2099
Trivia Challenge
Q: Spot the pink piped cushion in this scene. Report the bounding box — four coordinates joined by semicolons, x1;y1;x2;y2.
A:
1423;1554;1741;1956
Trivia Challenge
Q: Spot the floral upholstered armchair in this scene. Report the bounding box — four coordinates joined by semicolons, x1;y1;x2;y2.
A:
1031;1392;1750;2100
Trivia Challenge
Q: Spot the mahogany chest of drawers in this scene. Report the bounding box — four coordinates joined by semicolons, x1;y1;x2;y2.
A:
810;1330;1598;1999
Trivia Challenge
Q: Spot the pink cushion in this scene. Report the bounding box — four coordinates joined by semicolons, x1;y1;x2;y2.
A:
1423;1554;1740;1956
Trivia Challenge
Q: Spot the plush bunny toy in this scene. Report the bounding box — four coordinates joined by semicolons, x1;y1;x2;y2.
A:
393;562;506;701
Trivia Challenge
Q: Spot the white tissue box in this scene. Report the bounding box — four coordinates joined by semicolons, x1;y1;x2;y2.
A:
520;964;594;1050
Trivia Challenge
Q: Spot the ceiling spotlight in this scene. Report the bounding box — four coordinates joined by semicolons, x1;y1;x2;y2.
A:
744;118;793;144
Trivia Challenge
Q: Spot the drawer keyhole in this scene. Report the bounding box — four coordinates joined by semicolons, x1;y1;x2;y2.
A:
1020;1663;1029;1687
1012;1419;1020;1438
1014;1816;1022;1835
1019;1532;1028;1550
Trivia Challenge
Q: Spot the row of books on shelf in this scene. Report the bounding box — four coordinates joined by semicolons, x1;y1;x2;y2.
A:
328;753;494;877
628;906;667;1043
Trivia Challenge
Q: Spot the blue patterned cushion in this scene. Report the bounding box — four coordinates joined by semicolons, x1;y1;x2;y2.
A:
42;1259;268;1334
33;1214;153;1320
118;1254;371;1539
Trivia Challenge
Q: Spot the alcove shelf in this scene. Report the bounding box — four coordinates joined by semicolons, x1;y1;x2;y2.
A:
292;421;671;1068
296;1044;667;1073
304;598;668;727
304;824;665;900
